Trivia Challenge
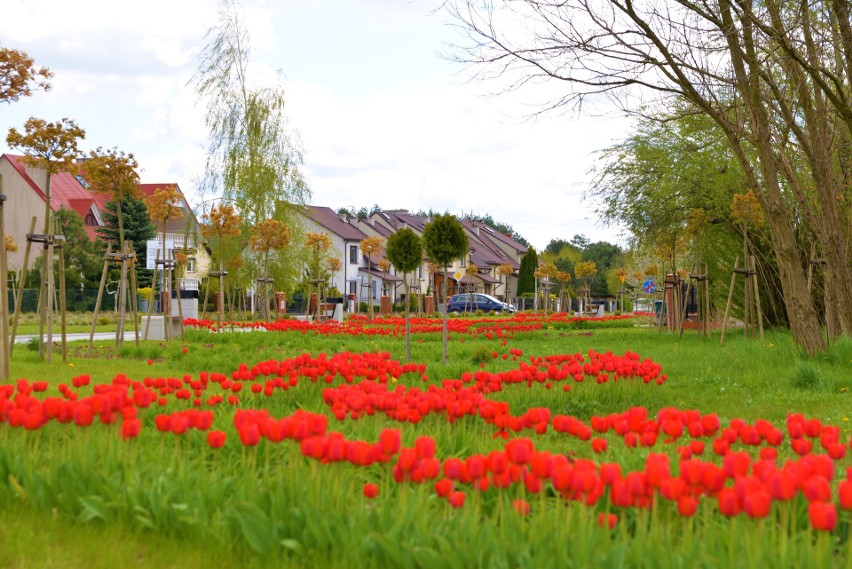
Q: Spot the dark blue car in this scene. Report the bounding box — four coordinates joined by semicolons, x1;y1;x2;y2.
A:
446;293;515;314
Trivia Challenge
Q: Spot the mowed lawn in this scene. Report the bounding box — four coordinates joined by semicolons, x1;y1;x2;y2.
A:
1;314;851;569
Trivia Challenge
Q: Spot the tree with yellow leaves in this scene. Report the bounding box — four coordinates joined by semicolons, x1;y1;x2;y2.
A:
497;263;514;306
82;147;140;251
144;185;185;262
6;117;85;363
0;48;52;103
251;219;290;320
306;232;332;320
359;235;384;320
535;262;557;315
574;260;597;313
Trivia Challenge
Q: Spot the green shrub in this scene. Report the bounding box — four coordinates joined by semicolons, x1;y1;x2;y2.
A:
470;345;492;365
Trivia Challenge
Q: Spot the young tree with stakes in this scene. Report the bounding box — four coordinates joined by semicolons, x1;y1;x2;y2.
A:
144;186;185;339
305;232;331;320
201;204;243;323
250;219;290;321
423;214;469;364
6;117;85;362
387;228;423;362
83;147;142;342
359;235;384;320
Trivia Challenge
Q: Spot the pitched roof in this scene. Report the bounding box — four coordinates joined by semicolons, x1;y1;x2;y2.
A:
2;154;193;240
302;205;367;241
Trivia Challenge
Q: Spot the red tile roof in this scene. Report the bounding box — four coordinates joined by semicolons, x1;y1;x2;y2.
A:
3;154;191;241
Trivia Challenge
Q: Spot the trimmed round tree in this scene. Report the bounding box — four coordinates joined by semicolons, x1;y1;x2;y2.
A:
386;227;422;362
422;214;469;364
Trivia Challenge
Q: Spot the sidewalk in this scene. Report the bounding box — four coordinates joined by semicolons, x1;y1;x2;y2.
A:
12;331;144;344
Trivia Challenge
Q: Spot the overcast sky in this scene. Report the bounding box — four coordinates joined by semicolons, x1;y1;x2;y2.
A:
1;0;633;250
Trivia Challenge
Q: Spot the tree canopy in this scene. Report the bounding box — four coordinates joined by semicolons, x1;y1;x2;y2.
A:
191;0;309;228
516;246;538;297
444;0;852;353
0;47;52;103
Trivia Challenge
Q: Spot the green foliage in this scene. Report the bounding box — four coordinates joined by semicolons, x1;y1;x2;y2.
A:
516;246;538;296
581;241;623;296
97;194;156;257
41;207;104;289
386;228;422;275
422;214;469;269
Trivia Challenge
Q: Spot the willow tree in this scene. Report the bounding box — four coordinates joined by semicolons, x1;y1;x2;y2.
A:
191;0;308;232
423;214;469;364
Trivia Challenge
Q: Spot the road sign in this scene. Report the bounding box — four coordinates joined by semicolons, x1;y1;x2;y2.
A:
453;270;464;281
642;279;656;294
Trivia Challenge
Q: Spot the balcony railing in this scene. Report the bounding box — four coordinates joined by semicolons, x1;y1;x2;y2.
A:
152;233;197;250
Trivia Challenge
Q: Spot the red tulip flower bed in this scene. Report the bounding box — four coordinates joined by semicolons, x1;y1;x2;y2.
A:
182;312;637;337
2;345;851;539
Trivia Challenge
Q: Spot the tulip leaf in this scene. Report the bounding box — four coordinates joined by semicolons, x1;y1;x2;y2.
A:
280;538;303;553
78;495;109;523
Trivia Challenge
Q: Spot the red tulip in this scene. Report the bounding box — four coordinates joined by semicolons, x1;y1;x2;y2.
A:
808;501;837;532
448;491;466;508
435;478;454;498
743;491;771;519
121;418;141;439
677;495;698;517
363;483;379;499
207;430;227;448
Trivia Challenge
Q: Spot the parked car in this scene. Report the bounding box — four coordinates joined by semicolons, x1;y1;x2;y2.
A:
447;293;515;314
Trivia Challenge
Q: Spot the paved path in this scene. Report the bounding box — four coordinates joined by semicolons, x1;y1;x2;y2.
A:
12;331;144;344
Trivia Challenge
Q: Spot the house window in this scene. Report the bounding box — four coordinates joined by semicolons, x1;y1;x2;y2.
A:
349;245;358;263
418;265;423;279
84;212;97;226
187;258;196;273
460;258;466;268
349;281;357;295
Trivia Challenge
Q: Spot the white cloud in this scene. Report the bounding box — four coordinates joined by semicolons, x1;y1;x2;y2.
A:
1;0;631;251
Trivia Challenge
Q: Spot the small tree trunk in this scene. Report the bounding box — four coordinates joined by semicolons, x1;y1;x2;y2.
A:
404;275;411;362
441;264;449;364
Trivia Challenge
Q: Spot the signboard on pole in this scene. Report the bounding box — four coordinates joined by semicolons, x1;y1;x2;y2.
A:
642;279;656;294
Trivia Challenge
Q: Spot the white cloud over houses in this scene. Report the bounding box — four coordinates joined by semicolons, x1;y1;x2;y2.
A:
1;0;632;251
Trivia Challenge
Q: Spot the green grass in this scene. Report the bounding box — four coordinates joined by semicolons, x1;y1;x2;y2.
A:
1;317;852;567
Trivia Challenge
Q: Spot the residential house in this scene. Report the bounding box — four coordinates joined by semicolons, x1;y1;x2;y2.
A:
0;153;208;290
297;205;402;306
357;211;527;304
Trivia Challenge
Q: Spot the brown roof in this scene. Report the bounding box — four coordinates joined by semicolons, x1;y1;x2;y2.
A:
359;267;402;282
303;205;368;241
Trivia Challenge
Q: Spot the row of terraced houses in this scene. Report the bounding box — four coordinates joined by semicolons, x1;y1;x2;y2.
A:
1;153;528;307
297;206;527;306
